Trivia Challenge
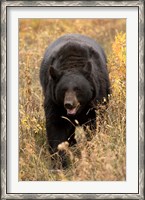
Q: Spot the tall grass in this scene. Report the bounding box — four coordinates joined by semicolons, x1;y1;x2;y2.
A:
19;19;126;181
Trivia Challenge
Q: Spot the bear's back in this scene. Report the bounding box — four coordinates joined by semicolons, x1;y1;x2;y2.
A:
42;34;106;68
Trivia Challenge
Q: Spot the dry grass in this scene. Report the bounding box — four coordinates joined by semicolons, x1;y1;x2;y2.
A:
19;19;126;181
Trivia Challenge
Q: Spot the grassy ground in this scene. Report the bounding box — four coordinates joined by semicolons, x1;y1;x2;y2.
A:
19;19;126;181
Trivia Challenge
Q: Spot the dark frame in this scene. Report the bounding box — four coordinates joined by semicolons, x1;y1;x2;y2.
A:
1;1;144;199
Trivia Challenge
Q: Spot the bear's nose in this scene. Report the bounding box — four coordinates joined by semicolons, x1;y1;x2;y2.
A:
64;102;74;110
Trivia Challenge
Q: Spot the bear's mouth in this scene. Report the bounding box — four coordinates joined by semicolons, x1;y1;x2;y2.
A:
66;104;80;116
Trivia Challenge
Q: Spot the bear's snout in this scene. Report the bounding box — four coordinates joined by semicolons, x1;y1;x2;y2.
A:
64;101;74;110
64;91;80;116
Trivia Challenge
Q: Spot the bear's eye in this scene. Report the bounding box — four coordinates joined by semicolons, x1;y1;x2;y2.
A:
61;88;67;93
74;87;80;92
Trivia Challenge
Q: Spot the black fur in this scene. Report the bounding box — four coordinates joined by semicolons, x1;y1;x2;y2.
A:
40;34;110;168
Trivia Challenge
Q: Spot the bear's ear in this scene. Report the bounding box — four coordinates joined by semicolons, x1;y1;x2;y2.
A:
49;66;60;80
83;61;92;77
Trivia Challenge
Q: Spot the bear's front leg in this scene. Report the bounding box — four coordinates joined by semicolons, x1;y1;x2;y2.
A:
46;118;75;169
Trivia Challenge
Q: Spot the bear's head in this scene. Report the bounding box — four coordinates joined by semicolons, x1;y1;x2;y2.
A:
49;61;97;116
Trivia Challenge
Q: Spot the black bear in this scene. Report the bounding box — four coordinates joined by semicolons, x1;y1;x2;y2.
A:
40;34;110;169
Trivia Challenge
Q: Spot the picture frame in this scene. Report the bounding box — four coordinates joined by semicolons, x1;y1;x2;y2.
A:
1;0;144;199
